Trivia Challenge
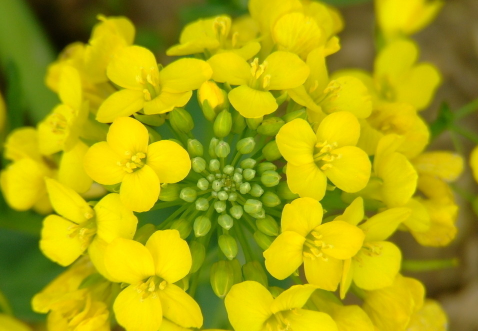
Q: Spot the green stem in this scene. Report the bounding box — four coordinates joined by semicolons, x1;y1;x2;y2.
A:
450;183;474;203
157;204;190;229
450;131;464;155
234;222;254;262
452;125;478;144
455;98;478;120
150;200;184;211
402;258;458;272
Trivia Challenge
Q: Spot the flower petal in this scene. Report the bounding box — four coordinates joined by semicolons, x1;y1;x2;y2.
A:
360;207;411;242
147;140;191;184
284;309;337;331
120;165;160;212
96;89;144;123
107;117;149;156
160;58;212;93
143;91;192;115
207;52;251;85
83;142;125;185
304;256;342;291
271;284;317;313
263;51;309;90
58;141;92;194
281;197;323;236
276;119;316;166
319;221;364;260
316;111;360;147
263;231;305;280
88;237;121;282
158;284;203;329
228;86;277;118
286;162;327;201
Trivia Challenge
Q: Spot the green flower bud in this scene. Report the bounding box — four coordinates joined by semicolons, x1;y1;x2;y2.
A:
239;182;251;194
198;81;225;121
218;191;229;201
228;192;238;201
250;184;264;197
192;157;206;173
194;216;211;237
169;139;185;148
219;235;238;260
197;178;209;191
214;110;232;138
246;117;263;130
256;215;279;236
209;138;219;158
218;214;234;230
283;108;307;122
209;159;220;172
231;111;246;134
146;126;162;143
180;187;197;202
134;113;166;126
257;162;277;174
250;208;265;219
171;218;192;239
277;181;299;200
158;183;180;201
215;141;231;158
214;201;227;213
261;191;281;207
243;261;268;287
169;108;194;133
187;139;204;157
230;205;244;219
243;169;256;181
263;140;282;161
240;158;256;169
190;241;205;273
244;199;262;214
236;137;256;154
195;197;209;211
232;172;243;183
210;260;236;298
254;231;274;250
133;223;156;244
212;179;223;192
223;165;234;175
257;117;285;136
261;170;281;187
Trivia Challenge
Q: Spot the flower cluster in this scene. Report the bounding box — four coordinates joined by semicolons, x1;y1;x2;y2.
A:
1;0;467;330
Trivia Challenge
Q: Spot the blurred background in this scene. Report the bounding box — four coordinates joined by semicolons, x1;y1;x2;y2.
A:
0;0;477;330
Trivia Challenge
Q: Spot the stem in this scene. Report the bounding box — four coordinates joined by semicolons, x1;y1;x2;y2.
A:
450;183;475;203
234;222;254;262
150;200;184;211
402;258;458;272
450;131;464;155
452;125;478;144
156;204;190;229
455;98;478;120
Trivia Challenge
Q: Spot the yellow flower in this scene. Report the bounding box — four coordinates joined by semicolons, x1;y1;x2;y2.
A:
207;51;309;118
0;91;5;136
0;314;32;331
40;178;138;267
96;45;212;122
470;145;478;183
84;117;190;212
276;112;371;200
264;198;364;291
406;299;448;331
225;281;337;331
104;230;203;331
414;151;463;182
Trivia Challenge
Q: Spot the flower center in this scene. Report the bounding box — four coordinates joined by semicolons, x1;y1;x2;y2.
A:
313;140;341;171
249;58;271;90
68;216;97;250
265;311;292;331
302;228;333;261
135;276;167;301
136;67;161;101
118;151;146;173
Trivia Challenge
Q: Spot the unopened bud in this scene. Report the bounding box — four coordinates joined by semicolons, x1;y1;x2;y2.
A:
209;159;220;172
212;179;223;191
243;169;256;181
171;218;192;239
219;235;238;260
198;81;225;121
250;208;265;219
237;137;256;154
218;191;229;201
209;138;219;158
277;181;299;200
239;182;251;194
180;187;197;202
133;224;156;244
256;215;279;236
192;157;206;173
263;140;282;161
232;172;243;183
134;113;166;126
215;141;231;158
197;178;209;191
218;214;234;230
240;158;256;169
231;111;246;133
210;260;237;298
254;231;274;250
257;117;285;136
243;261;268;287
249;184;264;197
257;162;277;174
195;197;209;211
169;108;194;133
283;109;307;122
146;126;162;143
187;139;204;157
230;205;243;219
244;199;262;214
223;165;234;175
261;170;281;187
246;117;263;130
190;241;205;273
214;201;226;213
261;191;281;207
228;192;238;201
194;216;211;237
158;183;180;201
214;110;232;138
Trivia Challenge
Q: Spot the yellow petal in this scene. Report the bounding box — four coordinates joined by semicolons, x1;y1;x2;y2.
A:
471;146;478;183
331;305;374;331
147;140;191;184
58;65;82;110
287;86;322;112
263;231;305;280
114;284;163;331
108;117;149;156
207;52;250;85
120;165;160;212
224;281;273;331
323;146;371;193
318;221;364;259
375;39;417;80
83;142;125;185
335;197;364;226
88;237;121;282
143;91;192;115
359;207;411;242
40;215;85;266
316;111;360;147
158;284;203;329
286;162;327;201
0;314;33;331
340;259;353;299
403;198;431;233
58;141;93;193
407;300;448;331
284;309;338;331
263;51;309;90
107;45;158;90
304;256;342;291
104;238;155;284
145;230;191;283
95;193;138;243
306;48;329;95
352;241;401;290
3;127;41;162
96;89;144;123
271;284;317;313
160;58;212;93
276;119;316;166
281;197;323;236
414;151;463;182
228;86;277;118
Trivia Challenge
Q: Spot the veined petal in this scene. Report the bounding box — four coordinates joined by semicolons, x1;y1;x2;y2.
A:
263;231;305;280
95;193;138;243
335;197;364;226
316;111;360;147
360;207;411;242
88;237;122;283
271;285;317;313
284;309;338;331
83;142;125;185
144;91;192;115
107;117;149;156
58;141;92;194
375;39;417;79
413;151;463;182
286;162;327;201
319;221;364;259
40;215;85;266
228;86;277;118
332;305;374;331
225;281;273;331
158;284;203;329
58;65;82;110
288;86;322;112
276;119;316;166
160;58;212;93
120;165;160;213
113;284;162;331
304;256;342;291
146;140;191;184
340;259;353;299
3;127;41;162
104;238;155;284
96;89;144;123
403;198;431;233
207;52;251;85
263;51;309;90
281;197;323;236
146;230;191;283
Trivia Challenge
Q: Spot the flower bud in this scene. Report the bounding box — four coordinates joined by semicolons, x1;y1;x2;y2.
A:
249;184;264;197
218;214;234;230
283;108;307;122
254;231;274;250
228;192;238;201
250;208;265;219
195;197;209;211
192;157;206;173
263;140;282;161
261;170;281;187
171;218;192;239
198;81;225;121
223;165;234;175
134;113;166;126
261;191;281;207
257;162;277;174
133;223;156;244
219;235;238;260
212;179;223;192
190;241;205;273
187;139;204;157
231;111;246;133
244;199;262;214
146;126;162;143
158;183;180;201
246;117;263;130
232;172;243;183
240;158;256;169
169;108;194;133
218;191;229;201
214;110;232;138
239;182;251;194
243;261;268;287
236;137;256;154
194;216;211;237
180;187;197;202
230;205;243;219
243;169;256;181
209;137;219;158
215;141;231;158
256;215;279;236
214;201;227;213
277;181;299;200
209;159;220;172
197;178;209;191
257;117;285;136
210;260;236;298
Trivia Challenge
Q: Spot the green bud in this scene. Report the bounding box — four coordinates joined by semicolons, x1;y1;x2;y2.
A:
197;178;209;191
210;260;236;298
256;215;279;236
103;183;121;193
231;111;246;134
198;81;225;121
209;159;220;172
230;205;244;219
190;241;205;273
243;261;268;287
158;183;180;201
232;172;243;183
242;169;256;181
250;208;265;219
133;224;156;244
228;192;238;201
254;231;274;250
187;139;204;157
236;137;256;154
214;110;232;138
194;216;211;237
257;162;277;174
261;191;281;207
263;140;282;161
169;108;194;133
249;184;264;197
218;214;234;230
277;181;299;200
180;187;197;202
215;141;231;158
261;170;281;187
212;179;223;192
244;199;262;214
223;165;234;175
239;158;255;170
239;182;251;194
219;235;238;260
214;201;227;213
146;126;162;143
246;117;263;130
283;108;307;122
192;157;206;173
200;99;217;122
231;259;243;284
134;113;165;126
257;117;285;136
171;218;192;239
218;191;229;201
195;197;209;211
209;138;219;158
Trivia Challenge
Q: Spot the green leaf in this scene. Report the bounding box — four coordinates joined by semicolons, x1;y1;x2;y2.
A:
430;102;454;140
